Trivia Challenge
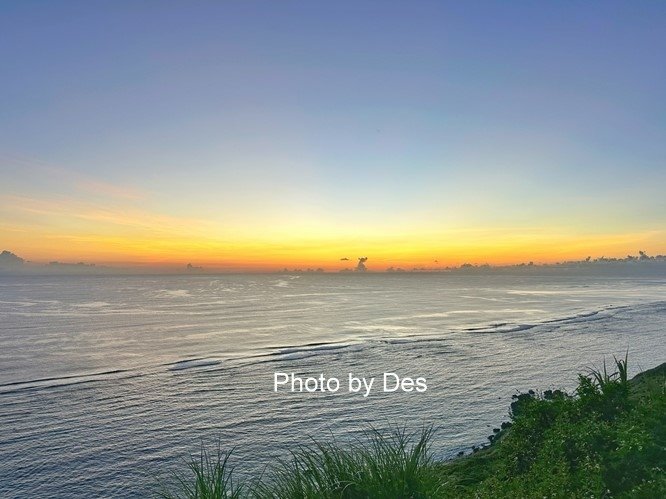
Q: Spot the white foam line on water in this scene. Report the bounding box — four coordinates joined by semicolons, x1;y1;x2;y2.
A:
0;369;139;394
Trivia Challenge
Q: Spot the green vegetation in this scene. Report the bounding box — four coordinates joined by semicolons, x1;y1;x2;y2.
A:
435;357;666;498
158;442;244;499
159;358;666;498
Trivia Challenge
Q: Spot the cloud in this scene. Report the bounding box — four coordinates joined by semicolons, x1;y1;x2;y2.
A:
75;178;143;200
340;257;349;261
0;194;214;237
0;250;24;267
0;152;144;200
356;257;368;272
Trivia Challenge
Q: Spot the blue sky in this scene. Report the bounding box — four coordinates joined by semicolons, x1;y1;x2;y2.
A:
1;1;665;267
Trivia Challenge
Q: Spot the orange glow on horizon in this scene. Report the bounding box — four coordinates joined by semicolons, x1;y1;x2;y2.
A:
3;223;664;271
2;185;664;272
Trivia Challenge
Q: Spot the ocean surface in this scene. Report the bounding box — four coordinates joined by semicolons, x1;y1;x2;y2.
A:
1;273;665;497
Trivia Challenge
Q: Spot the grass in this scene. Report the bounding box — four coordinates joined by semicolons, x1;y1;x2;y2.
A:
159;358;666;498
254;427;438;498
156;442;244;499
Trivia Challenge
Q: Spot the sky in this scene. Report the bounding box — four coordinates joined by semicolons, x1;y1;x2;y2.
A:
1;1;665;271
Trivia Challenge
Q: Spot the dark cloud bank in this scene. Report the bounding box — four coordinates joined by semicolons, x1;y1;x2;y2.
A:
2;250;666;277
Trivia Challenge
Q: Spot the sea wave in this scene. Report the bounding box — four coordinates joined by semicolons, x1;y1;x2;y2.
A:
2;301;663;395
0;369;137;394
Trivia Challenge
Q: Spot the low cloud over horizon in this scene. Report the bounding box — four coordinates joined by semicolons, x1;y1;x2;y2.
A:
4;248;666;277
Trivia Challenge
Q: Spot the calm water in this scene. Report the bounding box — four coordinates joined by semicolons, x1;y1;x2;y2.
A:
1;274;665;497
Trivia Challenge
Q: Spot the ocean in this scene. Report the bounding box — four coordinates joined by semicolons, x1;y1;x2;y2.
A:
1;273;665;497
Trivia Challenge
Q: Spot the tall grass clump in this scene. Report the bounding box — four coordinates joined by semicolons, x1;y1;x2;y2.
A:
157;442;243;499
256;426;439;498
158;427;439;499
